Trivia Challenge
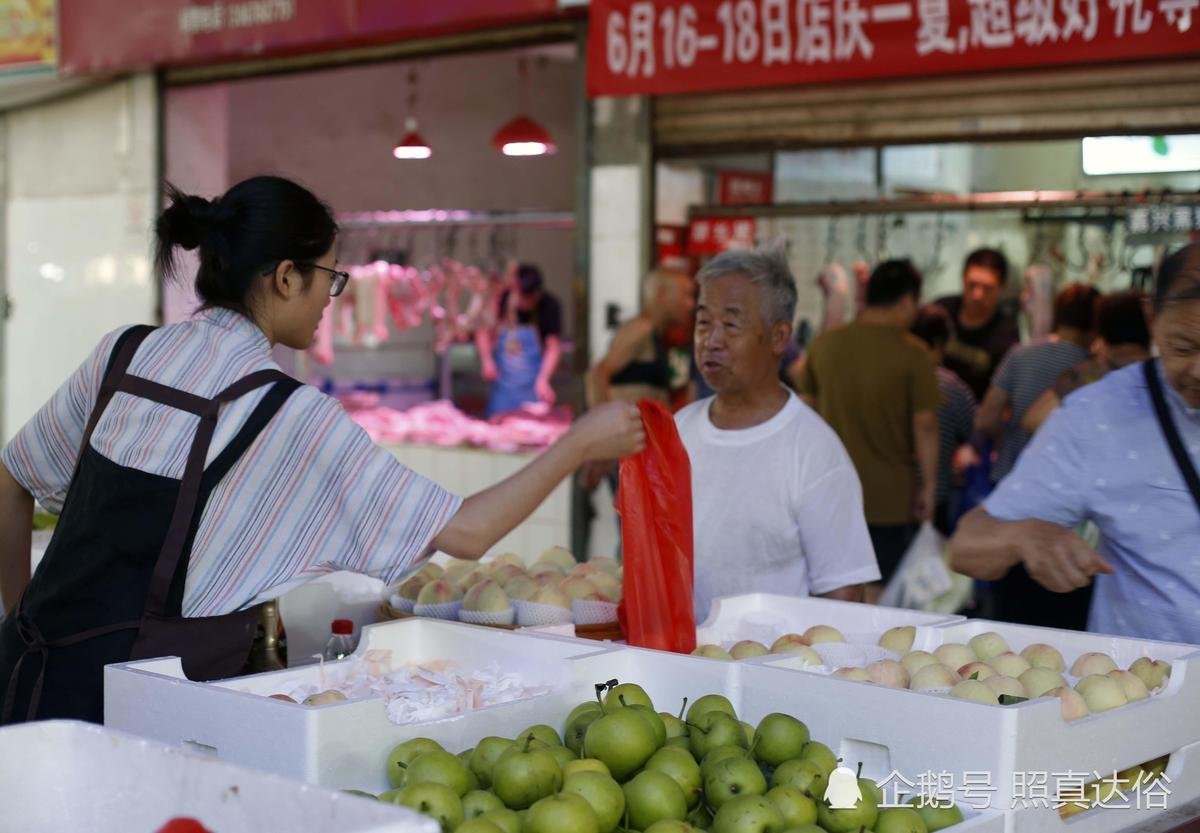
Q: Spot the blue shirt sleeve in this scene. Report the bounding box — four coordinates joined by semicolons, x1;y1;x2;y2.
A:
983;403;1090;528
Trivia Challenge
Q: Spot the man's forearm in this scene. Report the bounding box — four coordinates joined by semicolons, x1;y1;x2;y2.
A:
0;463;34;614
818;584;865;603
913;412;938;497
947;506;1021;581
537;339;562;385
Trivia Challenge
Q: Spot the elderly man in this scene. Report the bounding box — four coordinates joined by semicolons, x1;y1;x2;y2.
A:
675;247;880;620
950;244;1200;643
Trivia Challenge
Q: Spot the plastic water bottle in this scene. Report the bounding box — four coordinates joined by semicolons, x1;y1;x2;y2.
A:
322;619;358;661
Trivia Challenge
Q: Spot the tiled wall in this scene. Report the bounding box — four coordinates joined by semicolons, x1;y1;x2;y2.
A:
386;444;572;562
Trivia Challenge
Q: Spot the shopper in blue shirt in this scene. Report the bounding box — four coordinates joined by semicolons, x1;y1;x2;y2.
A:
949;244;1200;644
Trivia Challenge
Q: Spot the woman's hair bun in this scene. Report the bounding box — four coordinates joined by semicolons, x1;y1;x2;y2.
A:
158;183;220;252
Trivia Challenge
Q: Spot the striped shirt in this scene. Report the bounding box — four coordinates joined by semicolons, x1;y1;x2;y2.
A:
991;338;1090;483
1;308;462;617
934;367;977;504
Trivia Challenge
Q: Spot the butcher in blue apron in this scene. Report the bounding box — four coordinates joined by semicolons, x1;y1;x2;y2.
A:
477;264;564;417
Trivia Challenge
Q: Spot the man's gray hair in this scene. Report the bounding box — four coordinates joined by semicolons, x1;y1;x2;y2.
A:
695;245;798;326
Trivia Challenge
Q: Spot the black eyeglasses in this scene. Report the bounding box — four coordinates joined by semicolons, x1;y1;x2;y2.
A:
311;264;351;297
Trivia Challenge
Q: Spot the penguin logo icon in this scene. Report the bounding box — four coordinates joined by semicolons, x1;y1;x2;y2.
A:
824;760;864;810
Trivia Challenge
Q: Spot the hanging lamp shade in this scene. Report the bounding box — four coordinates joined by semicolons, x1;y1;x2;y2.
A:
491;115;556;157
393;117;432;159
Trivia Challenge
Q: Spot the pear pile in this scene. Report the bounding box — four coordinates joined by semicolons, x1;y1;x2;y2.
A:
359;681;968;833
393;548;623;619
698;626;1175;721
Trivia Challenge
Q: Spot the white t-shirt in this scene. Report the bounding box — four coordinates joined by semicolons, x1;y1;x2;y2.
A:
675;392;880;621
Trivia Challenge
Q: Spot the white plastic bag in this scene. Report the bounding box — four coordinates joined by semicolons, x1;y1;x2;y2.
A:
879;523;954;610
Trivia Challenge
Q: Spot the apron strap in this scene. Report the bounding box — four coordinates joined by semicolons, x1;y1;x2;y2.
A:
143;370;297;618
80;325;157;462
1144;359;1200;515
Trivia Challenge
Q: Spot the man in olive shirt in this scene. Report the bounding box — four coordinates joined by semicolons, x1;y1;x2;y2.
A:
800;260;942;599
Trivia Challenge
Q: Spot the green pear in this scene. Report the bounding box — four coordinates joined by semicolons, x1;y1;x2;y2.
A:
701;746;751;780
405;750;473;797
491;739;563;810
463;790;506;819
705;755;768;809
859;777;884;806
798;741;838;776
604;683;655;711
686;803;714;830
623;770;689;830
563;771;627;833
454;819;505;833
518;724;563;748
690;712;748;760
660;710;688;740
780;826;824;833
549;744;580;769
741;721;756;747
565;708;604;755
584;707;659;781
470;737;516;788
711;794;786;833
564;758;612;779
396;782;464;833
644;746;704;809
765;785;817;827
816;784;878;833
908;797;965;831
377;788;403;802
770;759;828;800
643;822;700;833
385;737;445;789
876;806;929;833
612;700;668;749
753;714;811;767
686;694;736;724
480;809;521;833
525;792;600;833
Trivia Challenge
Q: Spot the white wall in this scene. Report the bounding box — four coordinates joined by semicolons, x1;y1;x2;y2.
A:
3;76;159;443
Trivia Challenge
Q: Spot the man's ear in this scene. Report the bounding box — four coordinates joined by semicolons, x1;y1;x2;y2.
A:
272;259;297;300
772;319;793;355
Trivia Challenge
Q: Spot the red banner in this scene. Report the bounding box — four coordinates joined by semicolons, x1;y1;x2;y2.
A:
0;0;55;74
59;0;567;76
588;0;1200;97
718;170;773;205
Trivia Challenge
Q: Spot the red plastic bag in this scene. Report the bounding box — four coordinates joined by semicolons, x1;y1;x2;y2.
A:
616;400;696;654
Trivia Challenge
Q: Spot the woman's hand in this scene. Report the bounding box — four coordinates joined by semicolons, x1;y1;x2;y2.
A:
568;402;646;465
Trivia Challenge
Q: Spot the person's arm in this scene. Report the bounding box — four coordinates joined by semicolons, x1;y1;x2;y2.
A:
475;327;498;382
1022;389;1060;434
818;584;864;603
535;335;562;405
949;507;1113;592
975;386;1009;437
0;461;33;614
586;318;654;407
432;401;644;558
912;410;938;522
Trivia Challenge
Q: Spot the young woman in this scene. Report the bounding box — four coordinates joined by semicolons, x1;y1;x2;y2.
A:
0;176;643;723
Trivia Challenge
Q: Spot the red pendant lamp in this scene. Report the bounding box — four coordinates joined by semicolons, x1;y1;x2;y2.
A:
492;56;556;157
393;68;432;160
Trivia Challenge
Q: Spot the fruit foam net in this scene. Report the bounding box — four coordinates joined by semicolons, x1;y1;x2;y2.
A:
459;606;517;626
571;599;619;626
515;599;574;626
413;600;463;621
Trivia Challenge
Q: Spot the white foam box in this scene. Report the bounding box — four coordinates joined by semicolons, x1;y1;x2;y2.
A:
0;720;435;833
105;617;614;793
697;592;963;652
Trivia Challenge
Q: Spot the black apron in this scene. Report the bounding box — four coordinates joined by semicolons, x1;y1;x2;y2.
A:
0;325;301;724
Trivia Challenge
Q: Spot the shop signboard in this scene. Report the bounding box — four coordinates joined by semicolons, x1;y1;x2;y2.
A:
718;170;773;205
0;0;55;76
588;0;1200;96
58;0;567;76
687;216;757;254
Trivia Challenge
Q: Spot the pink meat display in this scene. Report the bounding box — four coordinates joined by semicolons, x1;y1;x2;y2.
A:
342;396;571;452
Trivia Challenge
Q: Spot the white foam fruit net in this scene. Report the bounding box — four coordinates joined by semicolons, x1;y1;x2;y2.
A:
516;599;574;626
388;593;416;614
413;600;463;621
572;599;618;626
459;606;516;626
276;650;551;725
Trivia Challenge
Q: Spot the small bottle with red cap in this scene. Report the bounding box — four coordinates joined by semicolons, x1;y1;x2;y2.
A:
322;619;358;661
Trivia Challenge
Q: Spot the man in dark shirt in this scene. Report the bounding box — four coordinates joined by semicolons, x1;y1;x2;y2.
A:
936;248;1022;401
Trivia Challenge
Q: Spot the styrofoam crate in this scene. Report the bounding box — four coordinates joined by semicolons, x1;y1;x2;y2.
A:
736;620;1200;833
697;592;963;652
105;618;614;793
0;720;435;833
